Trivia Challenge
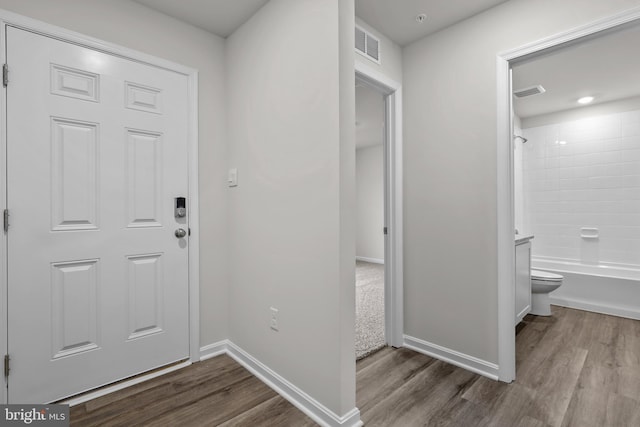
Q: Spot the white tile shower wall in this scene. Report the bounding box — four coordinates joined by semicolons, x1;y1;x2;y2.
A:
523;110;640;267
514;117;525;235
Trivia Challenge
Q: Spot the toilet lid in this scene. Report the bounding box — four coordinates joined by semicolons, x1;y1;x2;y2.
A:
531;269;563;281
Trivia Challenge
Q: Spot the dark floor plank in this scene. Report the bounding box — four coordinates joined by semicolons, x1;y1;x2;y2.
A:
356;345;392;371
72;355;235;415
356;347;435;414
524;345;587;427
515;313;555;365
516;415;551;427
604;392;640;427
461;376;509;409
143;375;277;426
427;394;490;427
561;388;607;427
617;366;640;400
218;395;317;427
68;307;640;427
361;360;477;426
71;355;253;426
484;382;537;427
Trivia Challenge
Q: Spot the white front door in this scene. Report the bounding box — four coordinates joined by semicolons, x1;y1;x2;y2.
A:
6;27;190;403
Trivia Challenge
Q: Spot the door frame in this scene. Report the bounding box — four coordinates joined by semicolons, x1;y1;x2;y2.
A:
355;62;404;348
496;6;640;382
0;9;200;403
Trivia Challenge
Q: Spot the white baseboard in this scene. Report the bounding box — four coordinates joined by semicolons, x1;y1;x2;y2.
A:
550;297;640;321
200;341;362;427
403;335;499;380
199;340;229;361
355;256;384;265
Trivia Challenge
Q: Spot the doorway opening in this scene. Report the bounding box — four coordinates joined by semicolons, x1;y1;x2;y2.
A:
355;82;386;359
497;9;640;382
354;63;403;359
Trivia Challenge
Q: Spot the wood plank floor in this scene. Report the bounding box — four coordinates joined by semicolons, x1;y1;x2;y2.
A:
70;306;640;426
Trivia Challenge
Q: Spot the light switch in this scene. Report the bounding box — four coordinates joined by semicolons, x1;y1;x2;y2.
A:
228;168;238;187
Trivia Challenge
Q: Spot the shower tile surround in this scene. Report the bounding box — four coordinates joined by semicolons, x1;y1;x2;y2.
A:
519;110;640;267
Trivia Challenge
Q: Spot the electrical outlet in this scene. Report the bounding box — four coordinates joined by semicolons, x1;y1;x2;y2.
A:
270;307;279;331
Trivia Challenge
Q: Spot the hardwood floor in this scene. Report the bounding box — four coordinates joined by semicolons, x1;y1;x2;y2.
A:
70;306;640;426
70;355;317;426
356;307;640;427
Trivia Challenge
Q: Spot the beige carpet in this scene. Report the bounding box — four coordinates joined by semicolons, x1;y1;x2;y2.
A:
355;261;385;360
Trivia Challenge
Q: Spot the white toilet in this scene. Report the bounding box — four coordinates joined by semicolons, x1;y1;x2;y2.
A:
530;270;563;316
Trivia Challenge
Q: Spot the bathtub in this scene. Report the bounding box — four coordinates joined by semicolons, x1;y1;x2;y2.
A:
532;257;640;320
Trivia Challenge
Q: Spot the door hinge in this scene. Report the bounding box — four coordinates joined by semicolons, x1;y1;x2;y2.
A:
384;227;388;235
4;354;9;379
3;209;8;233
2;64;8;87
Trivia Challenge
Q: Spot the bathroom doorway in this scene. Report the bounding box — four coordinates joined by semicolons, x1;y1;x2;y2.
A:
497;11;640;381
355;64;403;355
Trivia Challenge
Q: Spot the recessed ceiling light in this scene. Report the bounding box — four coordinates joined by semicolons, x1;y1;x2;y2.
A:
416;14;427;23
577;96;594;105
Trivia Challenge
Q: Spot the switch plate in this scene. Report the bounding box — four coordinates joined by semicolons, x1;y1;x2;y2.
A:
270;307;279;331
228;168;238;187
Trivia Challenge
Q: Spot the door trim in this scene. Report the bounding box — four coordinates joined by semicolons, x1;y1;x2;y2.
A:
355;62;404;348
496;6;640;382
0;9;200;403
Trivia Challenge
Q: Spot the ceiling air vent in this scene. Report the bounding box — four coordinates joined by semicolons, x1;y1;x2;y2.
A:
514;85;546;98
355;26;380;64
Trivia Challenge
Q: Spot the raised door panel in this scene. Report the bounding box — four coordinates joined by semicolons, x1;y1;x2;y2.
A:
127;254;164;340
125;82;163;115
51;260;100;359
126;130;163;228
51;118;99;231
50;64;100;103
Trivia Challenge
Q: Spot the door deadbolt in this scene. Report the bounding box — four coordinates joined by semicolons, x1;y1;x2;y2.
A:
175;197;186;218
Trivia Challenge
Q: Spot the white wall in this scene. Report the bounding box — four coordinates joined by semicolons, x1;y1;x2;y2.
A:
356;145;384;261
355;16;402;84
402;0;640;365
0;0;228;347
523;109;640;266
226;0;356;417
337;0;357;413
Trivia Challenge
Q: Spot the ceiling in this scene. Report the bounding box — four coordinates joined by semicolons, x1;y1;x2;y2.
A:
356;84;384;149
134;0;508;46
133;0;269;38
355;0;509;46
513;24;640;119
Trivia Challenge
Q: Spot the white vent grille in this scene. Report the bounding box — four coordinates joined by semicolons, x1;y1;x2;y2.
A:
355;27;366;54
514;85;546;98
355;26;380;64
